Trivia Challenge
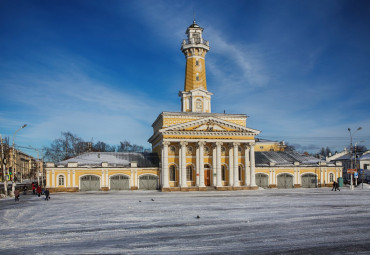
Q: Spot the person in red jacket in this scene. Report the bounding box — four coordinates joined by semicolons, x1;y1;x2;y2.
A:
37;185;42;197
32;183;36;195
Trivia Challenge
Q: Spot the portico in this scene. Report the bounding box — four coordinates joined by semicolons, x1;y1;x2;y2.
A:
158;139;258;191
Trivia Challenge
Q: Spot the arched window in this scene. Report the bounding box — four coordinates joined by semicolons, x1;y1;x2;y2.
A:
329;173;334;182
221;165;226;181
187;146;193;155
169;165;176;181
186;165;193;181
238;165;242;181
169;146;176;154
58;175;64;186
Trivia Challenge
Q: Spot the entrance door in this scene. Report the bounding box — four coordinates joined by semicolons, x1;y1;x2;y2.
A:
277;174;293;189
256;173;269;188
139;175;158;190
204;170;211;186
80;175;100;191
110;175;130;190
301;174;317;188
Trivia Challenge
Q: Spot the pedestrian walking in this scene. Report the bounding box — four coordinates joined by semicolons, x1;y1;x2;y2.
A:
336;181;340;191
44;188;50;201
37;185;42;197
32;183;36;195
14;189;20;201
23;186;27;195
332;181;337;191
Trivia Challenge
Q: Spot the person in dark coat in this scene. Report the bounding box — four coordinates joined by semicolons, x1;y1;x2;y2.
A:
37;185;42;197
44;188;50;201
332;181;337;191
14;189;20;201
336;181;340;191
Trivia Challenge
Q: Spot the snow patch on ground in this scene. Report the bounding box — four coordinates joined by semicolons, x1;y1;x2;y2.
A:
1;187;370;254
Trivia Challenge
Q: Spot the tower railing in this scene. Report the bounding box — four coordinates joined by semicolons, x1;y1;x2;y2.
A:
182;39;209;46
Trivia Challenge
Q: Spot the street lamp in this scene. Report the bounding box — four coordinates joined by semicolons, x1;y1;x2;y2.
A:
348;127;362;190
11;124;27;196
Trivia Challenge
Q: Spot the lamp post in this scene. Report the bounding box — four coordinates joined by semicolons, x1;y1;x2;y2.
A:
11;124;27;196
348;127;362;191
1;134;7;196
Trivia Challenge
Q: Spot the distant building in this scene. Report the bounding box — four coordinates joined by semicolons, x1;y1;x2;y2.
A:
46;21;342;192
2;147;38;182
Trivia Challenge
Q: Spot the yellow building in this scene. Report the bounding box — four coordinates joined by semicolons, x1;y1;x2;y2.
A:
45;152;159;192
46;20;342;192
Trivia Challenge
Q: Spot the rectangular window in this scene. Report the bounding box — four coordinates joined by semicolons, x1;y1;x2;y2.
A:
196;60;199;66
58;176;64;186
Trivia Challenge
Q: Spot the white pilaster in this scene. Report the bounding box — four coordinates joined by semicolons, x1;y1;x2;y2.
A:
244;145;250;186
199;141;205;187
130;169;134;187
106;170;109;187
46;171;50;188
72;170;76;187
180;141;188;187
233;143;240;187
67;170;71;187
216;142;222;187
101;169;105;187
250;143;257;187
228;144;234;186
52;170;55;187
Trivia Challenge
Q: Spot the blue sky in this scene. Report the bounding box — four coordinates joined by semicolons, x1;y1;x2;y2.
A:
1;0;370;157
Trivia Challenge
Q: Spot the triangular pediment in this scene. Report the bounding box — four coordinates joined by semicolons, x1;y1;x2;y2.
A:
160;117;260;135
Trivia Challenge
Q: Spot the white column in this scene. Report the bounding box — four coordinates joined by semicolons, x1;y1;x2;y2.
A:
298;168;301;185
180;141;188;188
250;143;257;187
244;145;250;186
199;141;205;187
72;170;76;187
196;144;200;186
216;142;222;187
212;145;216;186
233;143;240;187
162;141;170;188
228;144;233;187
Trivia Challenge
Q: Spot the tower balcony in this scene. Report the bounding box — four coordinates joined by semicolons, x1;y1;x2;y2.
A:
181;39;210;51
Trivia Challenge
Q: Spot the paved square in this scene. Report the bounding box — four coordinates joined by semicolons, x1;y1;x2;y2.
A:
1;186;370;254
